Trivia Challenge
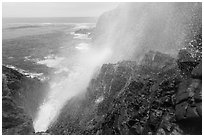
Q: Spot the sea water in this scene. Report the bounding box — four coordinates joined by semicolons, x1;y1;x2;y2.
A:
2;17;110;132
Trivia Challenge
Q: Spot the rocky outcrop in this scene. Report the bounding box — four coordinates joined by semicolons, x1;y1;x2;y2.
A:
2;65;49;134
75;28;94;35
2;97;34;135
47;2;202;135
81;51;182;135
174;50;202;134
2;65;48;119
48;49;202;135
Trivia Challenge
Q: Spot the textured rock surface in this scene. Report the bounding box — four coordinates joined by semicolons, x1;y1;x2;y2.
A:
2;66;48;119
3;2;201;135
48;3;202;135
48;49;202;135
2;65;48;134
2;97;35;135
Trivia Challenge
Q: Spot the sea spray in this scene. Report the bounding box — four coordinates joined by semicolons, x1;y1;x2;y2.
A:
34;46;112;132
33;2;201;132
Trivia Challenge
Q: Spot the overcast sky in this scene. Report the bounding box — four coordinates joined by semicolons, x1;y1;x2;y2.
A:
3;2;118;17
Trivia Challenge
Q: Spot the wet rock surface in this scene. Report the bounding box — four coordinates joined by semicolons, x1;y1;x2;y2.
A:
2;65;48;134
2;97;35;135
2;66;48;119
48;49;202;135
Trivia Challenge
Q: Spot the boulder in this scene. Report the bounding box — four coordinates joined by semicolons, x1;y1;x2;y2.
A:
186;106;200;119
191;62;202;79
175;102;188;120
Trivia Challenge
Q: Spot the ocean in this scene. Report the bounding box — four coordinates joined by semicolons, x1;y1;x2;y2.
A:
2;17;96;80
2;17;109;132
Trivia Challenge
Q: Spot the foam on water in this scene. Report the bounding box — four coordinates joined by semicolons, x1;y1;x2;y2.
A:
34;46;112;132
5;65;47;81
37;55;65;68
75;43;90;50
73;34;91;40
33;22;112;132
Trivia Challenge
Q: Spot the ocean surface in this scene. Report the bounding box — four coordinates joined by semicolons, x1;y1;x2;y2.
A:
2;17;96;80
2;17;103;131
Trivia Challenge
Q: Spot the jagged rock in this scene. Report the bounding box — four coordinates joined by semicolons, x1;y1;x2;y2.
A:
194;90;202;102
177;49;200;77
175;101;188;120
176;79;201;104
157;128;166;135
175;78;201;121
2;74;10;96
75;28;94;34
48;50;201;135
2;97;34;135
191;62;202;79
186;106;200;119
2;65;49;134
195;103;202;116
177;49;198;63
140;51;175;68
2;65;48;120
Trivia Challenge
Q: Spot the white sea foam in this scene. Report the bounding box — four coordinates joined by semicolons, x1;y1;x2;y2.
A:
8;57;14;59
73;33;91;40
37;55;65;68
24;56;32;61
75;43;90;50
33;23;112;132
5;65;47;81
72;23;95;30
54;67;70;74
34;46;112;132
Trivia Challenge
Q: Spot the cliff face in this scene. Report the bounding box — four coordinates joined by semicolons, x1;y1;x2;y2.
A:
48;2;202;135
2;97;34;135
2;66;49;134
48;49;201;135
3;3;201;135
93;3;201;61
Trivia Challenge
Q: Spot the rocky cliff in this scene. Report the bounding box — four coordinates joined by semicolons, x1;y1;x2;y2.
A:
48;48;202;135
2;66;49;134
2;2;201;135
48;3;202;134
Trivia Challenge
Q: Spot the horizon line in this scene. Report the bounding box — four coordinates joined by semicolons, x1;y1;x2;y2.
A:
3;16;98;18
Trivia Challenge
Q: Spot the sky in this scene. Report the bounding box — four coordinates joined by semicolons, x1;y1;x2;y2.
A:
2;2;118;17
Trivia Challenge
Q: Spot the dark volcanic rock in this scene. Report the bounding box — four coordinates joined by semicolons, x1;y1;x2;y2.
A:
2;65;48;119
75;28;94;34
49;46;202;135
191;62;202;79
48;3;202;134
175;37;202;135
2;97;34;135
49;50;201;135
177;49;200;77
2;65;49;134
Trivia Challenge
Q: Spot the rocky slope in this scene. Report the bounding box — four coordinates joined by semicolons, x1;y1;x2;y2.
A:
2;3;201;135
2;96;34;135
48;48;202;135
47;2;202;135
2;66;49;134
